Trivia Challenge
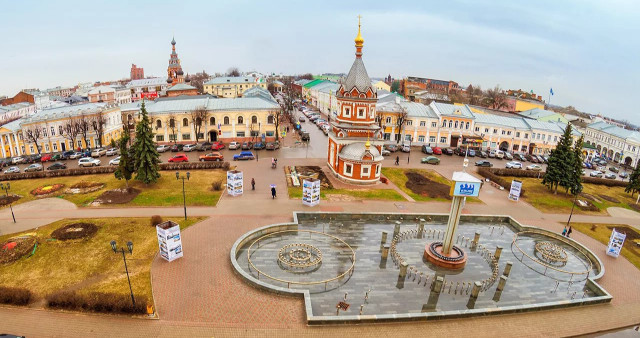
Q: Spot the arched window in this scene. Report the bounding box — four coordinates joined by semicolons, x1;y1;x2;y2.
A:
182;118;188;127
267;115;274;124
169;119;175;128
448;120;452;128
386;117;392;124
465;122;470;129
251;115;258;124
238;116;244;124
156;120;162;128
210;117;215;125
442;119;447;127
454;121;458;128
224;116;230;125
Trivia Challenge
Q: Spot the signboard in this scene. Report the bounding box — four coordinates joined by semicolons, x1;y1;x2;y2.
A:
606;228;626;258
156;221;183;262
140;92;158;100
227;170;243;196
302;179;321;206
508;180;523;201
452;181;480;197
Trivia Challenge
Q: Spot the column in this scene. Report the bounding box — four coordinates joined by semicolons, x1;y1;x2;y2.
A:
442;195;464;255
0;134;6;158
7;133;14;157
14;134;21;156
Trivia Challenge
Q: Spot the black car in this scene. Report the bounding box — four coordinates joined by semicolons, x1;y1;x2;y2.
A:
62;150;75;159
47;162;67;170
195;142;212;151
28;154;42;163
421;145;433;154
454;148;466;156
475;160;493;167
514;153;527;162
170;144;184;152
443;148;454;156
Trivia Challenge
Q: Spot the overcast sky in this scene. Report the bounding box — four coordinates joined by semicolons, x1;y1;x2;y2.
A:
3;0;639;124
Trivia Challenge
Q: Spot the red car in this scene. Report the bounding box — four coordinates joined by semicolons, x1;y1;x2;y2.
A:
41;153;53;162
168;154;189;163
432;147;442;155
211;141;225;151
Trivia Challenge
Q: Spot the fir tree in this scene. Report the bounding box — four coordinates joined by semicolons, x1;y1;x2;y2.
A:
114;131;134;188
132;102;160;184
626;163;640;197
568;134;584;195
542;124;574;193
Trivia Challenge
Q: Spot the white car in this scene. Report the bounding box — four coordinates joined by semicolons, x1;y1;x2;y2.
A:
109;156;121;166
401;144;411;153
4;166;20;174
228;141;240;150
183;144;197;152
488;150;496;158
69;152;83;159
495;150;505;159
91;148;107;157
106;148;119;156
78;157;101;167
11;156;25;164
526;164;542;171
505;161;522;169
590;170;603;178
157;145;171;153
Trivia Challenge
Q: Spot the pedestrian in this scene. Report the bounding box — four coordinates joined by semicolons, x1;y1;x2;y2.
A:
271;186;277;199
561;228;567;236
395;156;400;165
567;226;573;238
251;178;255;190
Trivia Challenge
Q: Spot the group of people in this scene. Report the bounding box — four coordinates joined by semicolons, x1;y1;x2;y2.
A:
562;226;573;238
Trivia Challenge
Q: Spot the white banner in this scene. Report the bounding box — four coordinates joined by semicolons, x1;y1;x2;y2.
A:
227;170;243;196
508;180;523;201
302;179;321;207
606;228;626;258
157;221;183;262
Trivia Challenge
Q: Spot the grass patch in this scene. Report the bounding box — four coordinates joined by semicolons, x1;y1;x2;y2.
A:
382;167;480;203
570;223;640;270
0;170;225;208
503;177;638;214
287;186;404;201
0;217;204;307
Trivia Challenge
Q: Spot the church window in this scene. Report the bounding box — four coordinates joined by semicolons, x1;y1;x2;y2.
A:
361;165;370;177
375;164;381;177
344;163;353;176
357;108;365;118
344;107;351;117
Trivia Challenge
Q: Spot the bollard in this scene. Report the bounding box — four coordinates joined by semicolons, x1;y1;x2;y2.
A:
359;304;364;315
418;219;425;238
496;275;508;292
472;232;481;248
471;281;482;298
393;221;401;239
382;245;390;260
399;261;408;278
502;261;513;277
380;231;388;249
494;246;503;262
434;276;444;294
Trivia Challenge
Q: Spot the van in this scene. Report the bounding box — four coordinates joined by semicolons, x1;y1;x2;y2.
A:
495;150;504;159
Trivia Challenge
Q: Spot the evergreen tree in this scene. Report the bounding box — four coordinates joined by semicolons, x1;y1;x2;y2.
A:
626;163;640;197
568;135;584;195
114;131;134;188
542;124;574;193
132;102;160;184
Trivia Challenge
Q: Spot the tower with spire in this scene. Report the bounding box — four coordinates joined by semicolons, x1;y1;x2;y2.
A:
167;36;185;85
326;16;383;185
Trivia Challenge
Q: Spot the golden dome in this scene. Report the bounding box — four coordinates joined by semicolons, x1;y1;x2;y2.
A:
355;15;364;47
365;139;371;149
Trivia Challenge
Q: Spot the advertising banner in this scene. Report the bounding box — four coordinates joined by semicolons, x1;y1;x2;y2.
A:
156;221;183;262
606;228;626;258
508;180;523;201
452;181;481;197
302;179;321;206
227;170;243;196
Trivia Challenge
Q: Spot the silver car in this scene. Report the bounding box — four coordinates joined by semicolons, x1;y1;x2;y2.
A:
505;161;522;169
78;157;101;167
91;148;107;157
4;166;20;174
24;163;43;172
157;145;171;153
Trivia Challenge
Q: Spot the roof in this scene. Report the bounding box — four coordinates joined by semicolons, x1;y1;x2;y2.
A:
123;95;279;115
430;102;474;118
88;85;115;95
587;121;640;142
303;79;325;89
166;83;196;92
471;112;530;129
294;79;312;86
204;76;264;85
0;118;24;132
273;80;284;86
518;108;564;120
22;103;108;123
1;102;32;110
243;86;276;102
338;142;383;162
340;57;374;94
126;77;167;88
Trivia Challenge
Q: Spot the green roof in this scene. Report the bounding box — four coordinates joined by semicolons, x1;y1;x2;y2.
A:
303;79;326;88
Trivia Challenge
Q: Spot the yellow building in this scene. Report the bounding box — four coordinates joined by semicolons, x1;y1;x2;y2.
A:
373;80;390;92
514;99;544;112
203;76;268;98
1;103;123;158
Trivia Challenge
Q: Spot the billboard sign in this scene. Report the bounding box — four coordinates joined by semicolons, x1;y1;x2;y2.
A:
508;180;523;201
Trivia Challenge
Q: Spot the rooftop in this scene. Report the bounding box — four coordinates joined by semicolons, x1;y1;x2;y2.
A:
126;77;168;88
166;83;197;92
205;77;265;85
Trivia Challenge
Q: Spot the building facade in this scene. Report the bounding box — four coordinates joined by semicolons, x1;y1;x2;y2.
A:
130;64;144;80
583;121;640;166
203;77;268;98
327;19;383;185
88;86;132;105
126;78;169;101
0;102;36;125
166;37;185;85
46;86;75;98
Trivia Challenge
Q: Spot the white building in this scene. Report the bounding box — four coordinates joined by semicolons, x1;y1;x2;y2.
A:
126;78;169;101
583;121;640;166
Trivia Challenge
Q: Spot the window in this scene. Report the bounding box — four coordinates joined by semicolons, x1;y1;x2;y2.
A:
375;164;381;177
440;136;447;143
475;127;480;132
51;126;55;136
182;133;191;140
156;120;162;128
182;118;188;127
169;119;175;128
266;131;274;136
542;135;546;141
454;121;458;128
386;117;392;124
442;119;447;127
448;121;452;128
357;108;365;118
419;121;426;127
524;133;529;139
210;117;215;125
344;107;351;117
250;131;259;137
267;115;274;124
484;128;489;133
361;165;370;177
53;143;58;151
406;120;412;126
45;144;50;152
156;135;165;141
251;116;258;124
516;132;520;137
236;132;245;137
344;163;352;176
169;134;177;141
429;136;436;143
197;133;204;139
507;131;511;136
502;130;506;135
30;146;34;153
405;134;412;141
554;136;557;142
465;122;470;129
431;122;437;128
493;129;497;134
383;133;391;140
77;140;82;147
43;128;48;137
418;136;425;143
59;126;63;135
237;116;244;124
224;116;230;125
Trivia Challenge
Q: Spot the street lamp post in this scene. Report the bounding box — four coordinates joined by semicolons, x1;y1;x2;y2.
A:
407;137;413;164
110;240;135;306
176;171;190;220
0;182;16;223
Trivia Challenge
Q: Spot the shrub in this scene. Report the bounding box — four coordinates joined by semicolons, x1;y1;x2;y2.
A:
211;180;223;191
47;291;148;314
151;215;163;227
0;286;32;305
476;168;526;197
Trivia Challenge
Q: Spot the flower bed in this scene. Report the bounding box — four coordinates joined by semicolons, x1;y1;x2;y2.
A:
50;223;99;241
30;184;65;196
65;182;105;195
0;236;37;264
0;194;21;206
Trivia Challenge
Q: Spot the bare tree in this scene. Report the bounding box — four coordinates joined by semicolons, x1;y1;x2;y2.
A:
188;71;209;93
91;110;107;148
269;110;283;141
77;113;92;149
298;73;314;81
190;106;208;143
484;85;509;110
23;124;43;154
227;67;240;77
167;113;178;144
62;117;80;150
395;108;409;144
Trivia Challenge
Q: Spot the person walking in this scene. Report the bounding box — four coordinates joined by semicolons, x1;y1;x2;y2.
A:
562;228;567;236
395;155;400;166
251;178;255;190
567;226;573;238
271;186;277;199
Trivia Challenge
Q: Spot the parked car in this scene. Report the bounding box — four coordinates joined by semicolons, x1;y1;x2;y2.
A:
199;152;224;161
443;148;454;156
421;146;433;154
475;160;493;167
253;142;266;150
609;167;619;173
106;148;119;156
495;150;505;159
11;156;25;164
525;154;538;163
24;163;43;172
298;116;306;122
80;149;92;158
597;166;607;172
506;161;522;169
604;173;617;179
432;147;442;155
542;155;549;163
228;141;240;150
91;148;106;157
590;170;603;178
241;142;253;150
504;152;513;160
51;153;64;161
211;141;225;150
385;144;399;152
584;162;593;169
0;159;10;167
170;144;184;152
183;144;197;152
467;149;476;157
4;166;20;174
26;154;41;163
109;156;121;166
301;132;310;142
266;141;280;150
233;151;255;161
78;157;101;167
526;164;543;171
47;162;67;171
454;148;465;156
421;156;440;165
401;144;411;153
478;150;488;158
69;152;83;159
168;154;189;163
62;150;75;159
381;149;391;156
195;142;212;151
514;153;527;162
619;172;629;179
40;154;53;162
535;155;546;163
488;150;496;158
157;145;171;153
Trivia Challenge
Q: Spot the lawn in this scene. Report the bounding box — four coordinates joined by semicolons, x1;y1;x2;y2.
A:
381;167;481;203
502;176;639;215
287;186;405;201
570;222;640;270
0;217;204;307
0;170;226;208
